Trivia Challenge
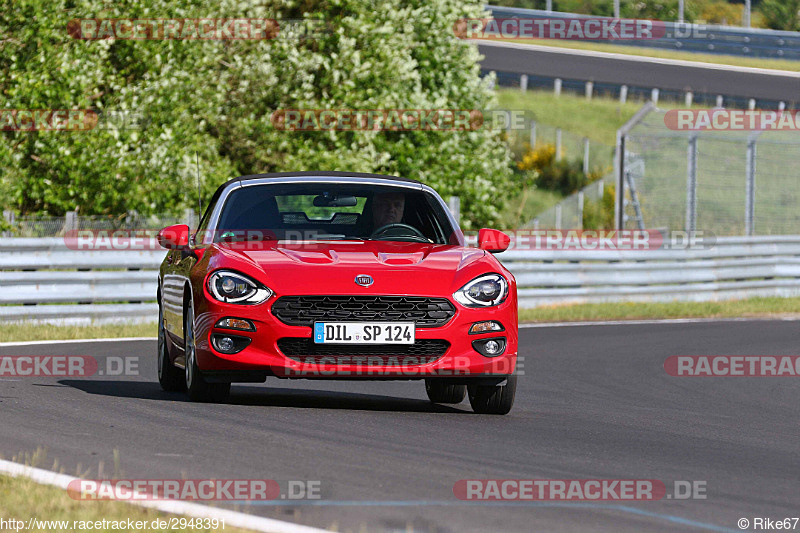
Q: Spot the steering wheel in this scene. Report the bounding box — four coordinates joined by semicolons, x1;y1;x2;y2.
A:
369;223;430;242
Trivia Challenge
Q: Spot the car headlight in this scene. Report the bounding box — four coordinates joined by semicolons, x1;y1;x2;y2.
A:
453;273;509;308
207;270;272;304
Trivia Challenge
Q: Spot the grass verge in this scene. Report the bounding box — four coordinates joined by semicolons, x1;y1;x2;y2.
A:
519;296;800;323
0;473;253;533
0;322;157;343
492;38;800;72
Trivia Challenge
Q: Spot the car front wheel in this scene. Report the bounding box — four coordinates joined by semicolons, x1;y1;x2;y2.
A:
157;302;185;392
424;379;466;404
467;375;516;415
184;304;230;403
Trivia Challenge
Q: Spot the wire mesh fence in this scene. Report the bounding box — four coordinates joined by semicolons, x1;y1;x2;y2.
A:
622;110;800;236
505;119;615;176
1;210;195;238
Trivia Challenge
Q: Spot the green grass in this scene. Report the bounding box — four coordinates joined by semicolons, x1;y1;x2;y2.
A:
494;38;800;72
499;187;565;229
0;322;156;343
498;89;641;146
519;296;800;323
0;449;254;532
0;473;253;532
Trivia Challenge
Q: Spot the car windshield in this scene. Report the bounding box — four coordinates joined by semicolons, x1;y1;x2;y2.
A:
214;183;455;244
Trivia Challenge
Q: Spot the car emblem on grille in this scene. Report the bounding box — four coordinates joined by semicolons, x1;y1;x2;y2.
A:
355;274;374;287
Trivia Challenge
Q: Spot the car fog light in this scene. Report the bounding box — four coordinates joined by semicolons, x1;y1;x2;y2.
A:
472;337;507;358
484;340;500;355
218;337;235;352
211;333;251;354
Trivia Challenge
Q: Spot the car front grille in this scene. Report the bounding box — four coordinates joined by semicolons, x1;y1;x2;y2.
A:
271;296;456;327
277;338;450;365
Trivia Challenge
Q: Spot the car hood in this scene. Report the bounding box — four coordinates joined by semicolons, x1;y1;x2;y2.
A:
208;241;490;295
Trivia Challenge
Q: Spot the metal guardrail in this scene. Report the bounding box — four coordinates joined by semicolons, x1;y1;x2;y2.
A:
1;236;799;323
487;5;800;60
0;239;163;324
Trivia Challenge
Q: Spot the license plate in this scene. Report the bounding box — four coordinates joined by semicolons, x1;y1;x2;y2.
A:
313;322;415;344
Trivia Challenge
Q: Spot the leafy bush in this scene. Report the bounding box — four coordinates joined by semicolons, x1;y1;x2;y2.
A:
516;143;600;196
759;0;800;31
582;184;615;230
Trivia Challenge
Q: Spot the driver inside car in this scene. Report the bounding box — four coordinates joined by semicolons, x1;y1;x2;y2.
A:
372;191;405;228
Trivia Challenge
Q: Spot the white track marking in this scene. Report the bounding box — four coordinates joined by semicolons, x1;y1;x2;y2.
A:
0;459;327;533
520;316;800;328
0;337;156;347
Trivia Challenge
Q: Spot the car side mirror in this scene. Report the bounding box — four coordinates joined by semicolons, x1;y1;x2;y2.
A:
157;224;190;250
478;228;510;253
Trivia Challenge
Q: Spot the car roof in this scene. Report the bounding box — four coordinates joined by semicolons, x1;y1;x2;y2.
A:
220;171;422;190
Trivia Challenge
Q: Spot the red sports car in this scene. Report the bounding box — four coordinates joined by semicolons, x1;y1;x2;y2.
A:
156;172;518;414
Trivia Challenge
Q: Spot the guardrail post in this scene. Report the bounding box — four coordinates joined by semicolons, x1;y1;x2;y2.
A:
685;91;693;107
620;85;628;105
64;211;78;233
583;137;590;175
615;132;624;229
555;204;562;230
686;135;698;232
743;0;751;28
678;0;685;23
613;0;620;18
745;136;757;236
448;196;461;225
554;78;562;98
716;95;724;108
651;88;660;105
578;191;585;229
183;207;198;229
487;71;496;91
529;121;537;148
748;98;756;110
520;74;528;92
545;0;552;12
585;81;593;100
555;128;562;161
2;210;14;238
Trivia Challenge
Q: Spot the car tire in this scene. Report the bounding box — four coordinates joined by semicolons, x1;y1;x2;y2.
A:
157;302;185;392
424;379;466;404
467;375;516;415
184;303;230;403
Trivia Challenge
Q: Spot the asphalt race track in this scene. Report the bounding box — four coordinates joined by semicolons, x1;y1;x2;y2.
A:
1;320;799;532
478;41;800;102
